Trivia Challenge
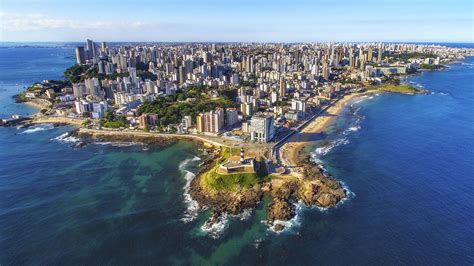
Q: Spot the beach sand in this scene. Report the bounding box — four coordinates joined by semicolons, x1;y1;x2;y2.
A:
280;91;376;175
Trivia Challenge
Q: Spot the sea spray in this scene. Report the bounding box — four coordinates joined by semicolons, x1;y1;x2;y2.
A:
19;124;54;134
51;132;80;143
93;141;144;147
201;213;229;239
179;156;202;223
267;203;303;234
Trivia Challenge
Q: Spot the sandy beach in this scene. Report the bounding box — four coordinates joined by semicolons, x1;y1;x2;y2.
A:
279;91;376;174
24;98;51;110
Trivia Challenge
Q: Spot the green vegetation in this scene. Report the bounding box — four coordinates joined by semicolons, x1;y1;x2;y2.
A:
14;93;27;102
369;83;422;94
388;52;435;62
273;100;289;107
419;64;444;70
200;147;267;192
64;64;129;83
99;110;128;128
138;86;235;127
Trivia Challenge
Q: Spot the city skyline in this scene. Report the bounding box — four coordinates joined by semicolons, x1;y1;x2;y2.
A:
1;0;473;43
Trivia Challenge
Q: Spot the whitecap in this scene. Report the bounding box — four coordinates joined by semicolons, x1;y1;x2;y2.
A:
51;132;80;143
179;156;202;223
312;137;349;158
352;99;364;105
93;141;143;147
267;203;302;234
346;126;360;132
430;91;449;96
19;124;54;134
229;208;253;221
201;213;229;239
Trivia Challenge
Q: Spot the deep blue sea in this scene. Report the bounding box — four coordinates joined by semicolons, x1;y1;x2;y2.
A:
0;45;473;265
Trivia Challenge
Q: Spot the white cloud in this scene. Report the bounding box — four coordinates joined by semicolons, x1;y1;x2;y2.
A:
0;12;155;31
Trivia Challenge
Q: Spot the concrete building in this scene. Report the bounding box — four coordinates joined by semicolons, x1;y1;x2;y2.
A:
250;114;275;143
196;108;224;134
75;47;86;65
241;102;253;117
226;108;238;126
182;115;192;130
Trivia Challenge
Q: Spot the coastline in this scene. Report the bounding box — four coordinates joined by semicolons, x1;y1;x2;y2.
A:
76;127;227;148
279;90;378;175
22;98;51;111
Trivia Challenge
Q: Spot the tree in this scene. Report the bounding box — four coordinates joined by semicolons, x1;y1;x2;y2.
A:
82;112;90;118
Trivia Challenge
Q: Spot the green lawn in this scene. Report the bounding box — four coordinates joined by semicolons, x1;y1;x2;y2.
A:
368;83;421;94
200;147;267;191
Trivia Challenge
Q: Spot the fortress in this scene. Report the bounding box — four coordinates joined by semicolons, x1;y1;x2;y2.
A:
218;147;256;174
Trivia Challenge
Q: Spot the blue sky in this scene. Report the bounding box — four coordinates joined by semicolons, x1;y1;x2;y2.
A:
0;0;473;42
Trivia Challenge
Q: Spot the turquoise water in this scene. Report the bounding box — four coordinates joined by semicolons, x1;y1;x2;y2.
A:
1;45;473;265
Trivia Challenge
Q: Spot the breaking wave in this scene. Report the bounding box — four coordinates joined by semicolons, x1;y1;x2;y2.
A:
312;137;350;159
51;132;80;143
409;81;425;89
179;156;201;223
201;213;229;239
93;141;144;147
19;124;54;134
430;91;450;96
267;204;303;234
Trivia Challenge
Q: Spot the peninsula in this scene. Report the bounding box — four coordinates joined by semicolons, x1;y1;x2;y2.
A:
6;41;474;232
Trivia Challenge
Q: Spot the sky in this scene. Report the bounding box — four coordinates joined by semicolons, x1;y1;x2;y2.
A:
0;0;473;42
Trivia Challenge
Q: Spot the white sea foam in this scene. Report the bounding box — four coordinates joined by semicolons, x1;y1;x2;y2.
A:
179;156;202;223
229;208;253;221
201;213;229;239
352;99;364;105
346;126;361;132
267;203;302;234
430;91;449;96
313;137;350;158
19;124;54;134
93;141;143;147
51;132;80;143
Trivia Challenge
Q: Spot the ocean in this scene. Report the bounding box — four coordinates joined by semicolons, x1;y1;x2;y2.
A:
0;44;473;265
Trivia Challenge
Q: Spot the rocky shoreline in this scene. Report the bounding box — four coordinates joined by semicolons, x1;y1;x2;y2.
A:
189;147;263;217
265;157;346;231
188;145;347;232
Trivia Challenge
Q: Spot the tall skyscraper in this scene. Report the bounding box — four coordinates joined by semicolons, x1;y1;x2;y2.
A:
367;47;373;62
279;77;286;97
75;47;86;65
377;44;384;63
101;42;108;53
86;39;97;60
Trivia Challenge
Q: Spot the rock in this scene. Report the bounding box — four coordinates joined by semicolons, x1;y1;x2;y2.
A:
267;197;295;222
274;224;285;232
316;193;337;207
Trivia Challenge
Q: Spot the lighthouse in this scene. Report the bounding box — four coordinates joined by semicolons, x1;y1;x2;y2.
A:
240;147;245;164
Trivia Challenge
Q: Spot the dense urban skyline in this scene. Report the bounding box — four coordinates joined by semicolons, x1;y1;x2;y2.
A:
1;0;473;43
